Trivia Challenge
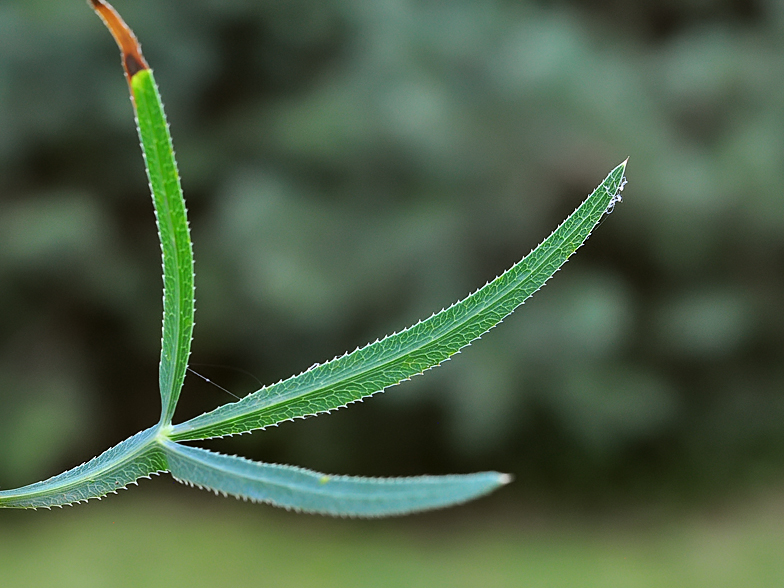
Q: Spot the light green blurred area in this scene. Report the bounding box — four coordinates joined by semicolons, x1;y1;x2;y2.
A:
3;487;784;588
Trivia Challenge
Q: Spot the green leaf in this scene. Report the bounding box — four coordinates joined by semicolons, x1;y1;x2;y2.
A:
0;426;166;509
162;441;509;517
131;69;195;425
170;160;628;442
0;1;629;515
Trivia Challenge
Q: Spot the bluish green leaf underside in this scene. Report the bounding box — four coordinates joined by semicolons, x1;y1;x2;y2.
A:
170;160;627;442
0;432;507;514
162;441;509;517
0;426;166;509
131;69;194;425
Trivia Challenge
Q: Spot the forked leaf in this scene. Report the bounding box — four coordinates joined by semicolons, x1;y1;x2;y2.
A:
0;1;628;514
92;0;195;425
0;427;166;509
162;441;509;517
170;161;627;442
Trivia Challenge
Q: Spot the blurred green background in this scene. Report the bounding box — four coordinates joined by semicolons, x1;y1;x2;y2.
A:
2;0;784;585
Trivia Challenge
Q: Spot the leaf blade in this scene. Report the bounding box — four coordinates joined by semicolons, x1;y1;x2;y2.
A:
131;68;195;425
171;161;628;441
0;426;166;509
163;441;509;517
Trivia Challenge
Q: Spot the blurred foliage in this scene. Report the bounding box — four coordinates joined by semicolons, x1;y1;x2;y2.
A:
1;0;784;506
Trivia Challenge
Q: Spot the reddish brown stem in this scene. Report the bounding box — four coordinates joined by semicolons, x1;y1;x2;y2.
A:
89;0;149;85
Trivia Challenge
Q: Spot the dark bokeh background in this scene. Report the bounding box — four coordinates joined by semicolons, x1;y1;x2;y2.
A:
2;0;784;516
